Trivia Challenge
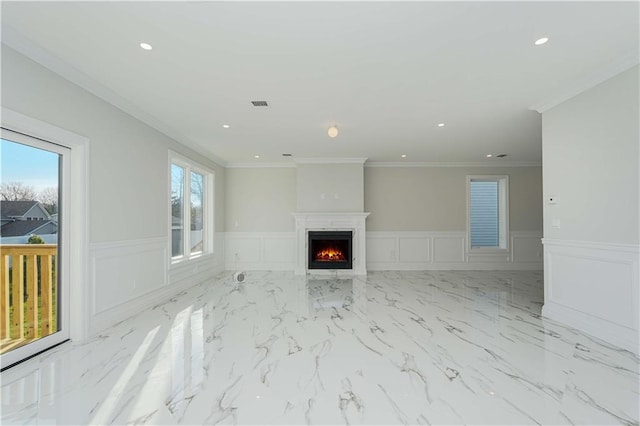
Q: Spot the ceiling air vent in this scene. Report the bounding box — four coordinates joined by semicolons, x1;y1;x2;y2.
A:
496;154;508;158
251;100;269;107
282;153;292;157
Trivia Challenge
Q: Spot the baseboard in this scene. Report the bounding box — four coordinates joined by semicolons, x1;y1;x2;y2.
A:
367;262;543;271
542;300;639;354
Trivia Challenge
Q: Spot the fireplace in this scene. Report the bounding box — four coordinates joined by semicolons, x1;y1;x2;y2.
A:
293;212;369;275
308;231;353;270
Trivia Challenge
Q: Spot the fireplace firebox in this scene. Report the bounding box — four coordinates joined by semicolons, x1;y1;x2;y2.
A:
308;231;353;270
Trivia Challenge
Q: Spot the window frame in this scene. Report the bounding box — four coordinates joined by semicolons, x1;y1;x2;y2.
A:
466;175;510;253
169;150;214;266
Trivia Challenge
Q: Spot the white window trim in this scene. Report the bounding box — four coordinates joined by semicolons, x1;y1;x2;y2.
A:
169;150;214;266
1;108;90;348
466;175;510;253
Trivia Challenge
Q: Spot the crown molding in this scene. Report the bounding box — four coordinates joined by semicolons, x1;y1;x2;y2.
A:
529;50;639;114
1;25;228;168
225;162;296;169
365;161;541;168
293;157;368;165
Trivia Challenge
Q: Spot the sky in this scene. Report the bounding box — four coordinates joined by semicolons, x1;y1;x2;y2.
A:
1;138;59;191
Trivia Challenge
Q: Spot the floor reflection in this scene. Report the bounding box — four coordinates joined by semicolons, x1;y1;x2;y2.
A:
1;270;637;425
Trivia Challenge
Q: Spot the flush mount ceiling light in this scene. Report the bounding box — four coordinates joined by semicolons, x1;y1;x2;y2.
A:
327;126;339;138
254;155;260;159
437;123;445;127
486;154;493;158
139;42;153;50
401;154;407;158
534;37;549;46
222;124;230;128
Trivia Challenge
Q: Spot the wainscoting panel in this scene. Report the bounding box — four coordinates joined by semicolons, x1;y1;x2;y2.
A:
225;232;296;271
91;238;167;315
225;236;261;264
89;236;224;336
433;234;466;263
398;237;430;263
263;236;296;264
366;231;542;271
222;231;542;272
542;239;639;353
366;236;397;263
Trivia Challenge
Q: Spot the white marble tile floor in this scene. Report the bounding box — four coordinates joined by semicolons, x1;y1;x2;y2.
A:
1;271;638;425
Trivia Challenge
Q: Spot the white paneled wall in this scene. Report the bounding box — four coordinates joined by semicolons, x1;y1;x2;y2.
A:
368;231;542;270
542;239;639;353
224;231;542;271
225;232;296;271
89;234;224;335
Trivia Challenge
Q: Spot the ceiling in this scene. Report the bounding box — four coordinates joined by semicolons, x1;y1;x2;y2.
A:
2;1;638;166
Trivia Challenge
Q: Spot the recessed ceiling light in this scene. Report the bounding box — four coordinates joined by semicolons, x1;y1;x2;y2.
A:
486;154;493;158
401;154;407;158
139;42;153;51
438;123;445;127
254;155;260;159
534;37;549;46
327;126;339;138
222;124;230;128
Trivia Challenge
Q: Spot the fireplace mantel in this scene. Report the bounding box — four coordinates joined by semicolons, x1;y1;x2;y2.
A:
292;212;370;275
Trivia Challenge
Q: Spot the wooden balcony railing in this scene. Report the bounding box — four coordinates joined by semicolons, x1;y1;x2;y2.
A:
0;244;58;354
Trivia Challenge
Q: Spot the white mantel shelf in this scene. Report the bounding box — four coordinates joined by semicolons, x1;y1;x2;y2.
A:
292;212;370;276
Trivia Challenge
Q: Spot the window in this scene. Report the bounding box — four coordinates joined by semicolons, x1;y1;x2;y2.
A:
170;152;213;263
467;175;509;250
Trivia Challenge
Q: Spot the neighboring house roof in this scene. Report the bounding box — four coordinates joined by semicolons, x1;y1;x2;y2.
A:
0;220;57;237
0;200;50;219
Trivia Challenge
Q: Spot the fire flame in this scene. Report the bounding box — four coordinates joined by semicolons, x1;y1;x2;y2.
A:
315;247;346;261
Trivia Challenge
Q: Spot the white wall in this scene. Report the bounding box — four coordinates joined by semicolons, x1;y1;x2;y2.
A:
541;65;639;353
296;163;364;212
1;46;226;336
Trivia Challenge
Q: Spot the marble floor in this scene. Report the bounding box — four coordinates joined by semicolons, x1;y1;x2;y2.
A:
1;271;638;425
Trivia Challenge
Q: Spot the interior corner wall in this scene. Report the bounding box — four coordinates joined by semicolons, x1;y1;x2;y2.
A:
541;65;639;353
1;45;226;336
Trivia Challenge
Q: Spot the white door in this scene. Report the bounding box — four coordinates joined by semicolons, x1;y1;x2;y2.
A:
0;128;71;370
